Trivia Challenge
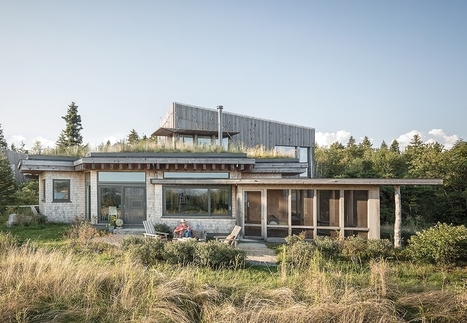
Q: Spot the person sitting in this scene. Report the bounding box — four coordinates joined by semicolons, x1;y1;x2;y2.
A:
173;219;193;238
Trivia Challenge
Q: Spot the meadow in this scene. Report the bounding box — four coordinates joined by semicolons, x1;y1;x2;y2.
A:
1;221;467;323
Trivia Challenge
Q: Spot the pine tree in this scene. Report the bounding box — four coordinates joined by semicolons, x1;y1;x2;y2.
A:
56;102;84;149
0;151;16;212
127;129;139;144
0;123;8;150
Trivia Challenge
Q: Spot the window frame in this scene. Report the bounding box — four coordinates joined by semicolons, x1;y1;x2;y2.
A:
53;179;71;203
163;185;231;218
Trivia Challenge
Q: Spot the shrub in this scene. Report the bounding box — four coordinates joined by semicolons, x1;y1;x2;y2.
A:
164;240;197;265
280;240;315;269
194;241;246;269
406;222;467;265
342;235;368;263
367;239;394;260
122;236;165;266
312;235;341;259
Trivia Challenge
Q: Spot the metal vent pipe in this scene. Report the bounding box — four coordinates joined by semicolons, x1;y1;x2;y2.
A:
217;105;223;146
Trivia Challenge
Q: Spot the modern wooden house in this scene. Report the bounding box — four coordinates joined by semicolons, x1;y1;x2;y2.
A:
18;103;442;241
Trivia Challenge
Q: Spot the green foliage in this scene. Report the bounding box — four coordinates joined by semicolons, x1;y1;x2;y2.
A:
121;236;166;266
0;123;8;150
56;101;84;149
127;129;140;144
121;238;246;268
153;222;171;234
0;152;17;213
342;236;394;263
280;240;315;269
195;240;246;269
312;235;342;259
406;223;467;265
164;240;197;265
14;180;39;205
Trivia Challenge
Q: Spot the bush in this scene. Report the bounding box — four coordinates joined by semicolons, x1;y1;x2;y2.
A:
342;235;368;263
122;236;165;266
280;240;315;269
367;239;394;260
195;241;246;269
312;235;341;259
153;222;171;234
164;240;197;265
406;223;467;265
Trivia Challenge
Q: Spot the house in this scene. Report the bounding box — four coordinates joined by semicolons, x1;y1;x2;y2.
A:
18;102;442;241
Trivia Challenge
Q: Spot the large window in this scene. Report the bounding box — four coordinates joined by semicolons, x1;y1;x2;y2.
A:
53;179;70;202
164;186;230;217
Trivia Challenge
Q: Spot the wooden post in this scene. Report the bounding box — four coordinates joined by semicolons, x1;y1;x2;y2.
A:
394;185;402;248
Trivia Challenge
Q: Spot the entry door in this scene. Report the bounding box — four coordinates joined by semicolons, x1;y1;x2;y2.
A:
123;187;145;225
244;191;263;239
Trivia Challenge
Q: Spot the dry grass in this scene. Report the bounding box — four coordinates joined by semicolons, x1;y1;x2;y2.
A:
36;140;294;159
1;238;467;322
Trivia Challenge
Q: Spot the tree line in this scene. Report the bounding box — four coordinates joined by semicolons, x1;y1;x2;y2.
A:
315;135;467;226
2;102;467;227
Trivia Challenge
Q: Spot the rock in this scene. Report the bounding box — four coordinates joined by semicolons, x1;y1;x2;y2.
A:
6;214;17;227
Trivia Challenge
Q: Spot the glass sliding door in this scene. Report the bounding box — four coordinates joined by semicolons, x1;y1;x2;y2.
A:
124;187;146;225
99;185;146;225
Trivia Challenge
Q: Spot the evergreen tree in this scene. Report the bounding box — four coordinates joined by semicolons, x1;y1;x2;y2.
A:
127;129;139;144
56;102;84;149
0;123;8;150
389;139;400;154
30;140;44;155
0;151;16;212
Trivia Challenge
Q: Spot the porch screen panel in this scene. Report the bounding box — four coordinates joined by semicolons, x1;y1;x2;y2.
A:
267;190;288;225
291;190;314;226
317;190;340;227
344;190;368;227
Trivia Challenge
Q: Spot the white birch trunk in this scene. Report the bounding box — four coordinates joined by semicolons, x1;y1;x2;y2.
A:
394;185;402;248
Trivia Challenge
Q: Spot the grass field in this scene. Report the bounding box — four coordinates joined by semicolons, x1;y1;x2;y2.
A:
1;222;467;323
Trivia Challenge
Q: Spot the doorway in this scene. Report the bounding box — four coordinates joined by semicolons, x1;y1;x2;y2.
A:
243;191;263;239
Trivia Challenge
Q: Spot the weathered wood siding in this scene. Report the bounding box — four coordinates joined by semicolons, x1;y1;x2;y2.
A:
163;102;315;149
5;150;28;182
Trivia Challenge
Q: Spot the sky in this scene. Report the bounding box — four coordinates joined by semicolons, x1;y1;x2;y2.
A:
1;1;466;151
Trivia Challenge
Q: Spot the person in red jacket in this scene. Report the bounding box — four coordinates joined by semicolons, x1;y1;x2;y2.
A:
173;219;193;238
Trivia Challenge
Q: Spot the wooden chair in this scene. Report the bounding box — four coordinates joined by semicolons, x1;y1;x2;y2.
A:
214;225;242;247
143;220;169;241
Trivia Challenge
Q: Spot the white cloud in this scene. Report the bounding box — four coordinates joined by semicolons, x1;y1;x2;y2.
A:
427;129;458;149
315;130;351;147
31;136;56;149
316;129;459;151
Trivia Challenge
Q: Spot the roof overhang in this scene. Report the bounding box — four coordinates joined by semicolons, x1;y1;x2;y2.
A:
151;127;239;138
150;178;443;186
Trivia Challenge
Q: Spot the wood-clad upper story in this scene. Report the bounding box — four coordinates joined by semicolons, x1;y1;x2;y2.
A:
152;102;315;149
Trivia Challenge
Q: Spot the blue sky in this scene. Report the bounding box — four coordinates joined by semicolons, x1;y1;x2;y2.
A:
1;1;466;150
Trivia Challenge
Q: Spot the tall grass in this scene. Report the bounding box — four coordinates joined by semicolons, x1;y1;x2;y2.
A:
34;140;294;159
1;231;467;322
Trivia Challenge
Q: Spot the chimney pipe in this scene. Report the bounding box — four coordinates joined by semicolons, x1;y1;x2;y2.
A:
217;105;223;146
